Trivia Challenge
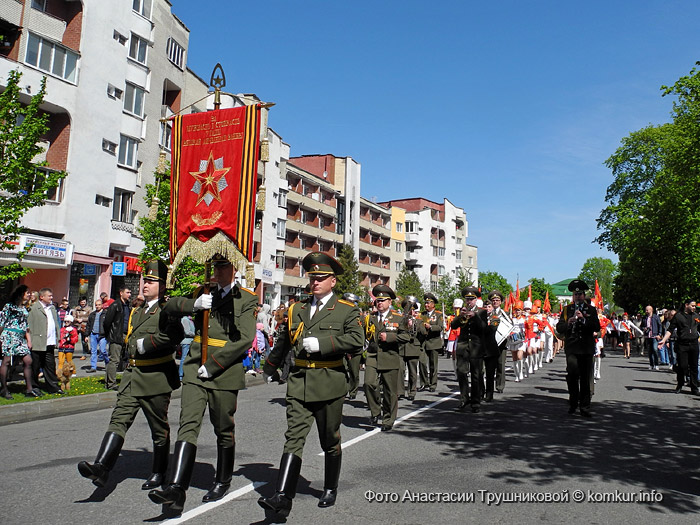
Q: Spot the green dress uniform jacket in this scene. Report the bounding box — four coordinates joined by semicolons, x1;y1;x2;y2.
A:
266;294;363;402
399;318;426;358
422;309;444;352
163;285;258;390
366;310;409;370
120;300;182;396
556;303;600;355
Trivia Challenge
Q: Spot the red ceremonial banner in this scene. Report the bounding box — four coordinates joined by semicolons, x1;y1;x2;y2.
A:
169;105;261;262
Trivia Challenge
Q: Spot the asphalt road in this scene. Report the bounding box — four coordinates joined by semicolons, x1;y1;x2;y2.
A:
2;348;699;524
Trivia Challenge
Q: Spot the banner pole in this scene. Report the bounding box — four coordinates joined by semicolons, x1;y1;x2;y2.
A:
201;261;211;365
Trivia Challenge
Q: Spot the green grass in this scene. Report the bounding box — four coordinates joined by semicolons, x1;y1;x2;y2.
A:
0;375;121;405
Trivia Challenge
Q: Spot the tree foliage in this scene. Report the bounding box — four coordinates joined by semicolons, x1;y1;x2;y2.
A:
596;63;700;311
136;164;204;297
478;270;512;298
395;266;424;303
0;71;66;282
578;257;617;308
335;244;364;298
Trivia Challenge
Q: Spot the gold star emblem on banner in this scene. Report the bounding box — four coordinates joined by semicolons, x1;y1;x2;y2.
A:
190;151;231;206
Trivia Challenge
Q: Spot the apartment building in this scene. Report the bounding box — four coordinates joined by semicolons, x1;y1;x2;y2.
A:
0;0;207;301
358;197;392;288
380;198;477;291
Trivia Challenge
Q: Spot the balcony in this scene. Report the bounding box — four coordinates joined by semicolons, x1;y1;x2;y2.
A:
109;220;134;247
405;251;418;262
286;191;336;216
359;240;391;258
359;262;390;277
286;220;342;243
405;231;420;245
27;6;67;43
359;217;389;233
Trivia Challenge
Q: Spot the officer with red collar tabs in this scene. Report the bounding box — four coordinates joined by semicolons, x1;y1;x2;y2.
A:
259;252;363;518
149;254;257;514
78;260;182;491
556;279;600;418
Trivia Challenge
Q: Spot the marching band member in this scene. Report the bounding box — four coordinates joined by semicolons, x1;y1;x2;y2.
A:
508;301;527;382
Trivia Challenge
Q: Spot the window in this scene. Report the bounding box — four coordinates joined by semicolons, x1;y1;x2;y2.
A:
118;134;139;169
468;256;474;265
456;250;462;260
124;83;145;117
31;0;46;11
336;199;346;235
132;0;152;19
438;265;445;277
275;250;285;269
395;261;402;272
95;194;112;207
396;222;403;233
31;167;64;203
159;120;172;151
102;139;117;155
438;247;445;257
166;38;185;69
113;189;134;223
113;30;127;46
395;241;402;252
107;84;123;99
406;221;417;233
277;190;287;208
276;220;286;239
129;33;148;64
25;33;78;83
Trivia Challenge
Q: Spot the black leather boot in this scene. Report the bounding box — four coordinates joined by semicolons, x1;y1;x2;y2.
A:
78;432;124;487
202;445;234;502
318;453;341;507
142;440;169;490
258;453;302;517
148;441;197;514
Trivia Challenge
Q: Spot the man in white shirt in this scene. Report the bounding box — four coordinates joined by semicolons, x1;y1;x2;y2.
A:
27;288;63;394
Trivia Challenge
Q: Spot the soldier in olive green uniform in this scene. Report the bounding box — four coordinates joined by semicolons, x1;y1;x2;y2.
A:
398;297;426;401
451;286;487;413
149;256;257;514
342;293;362;400
78;261;182;489
364;285;410;431
422;292;444;392
258;252;363;518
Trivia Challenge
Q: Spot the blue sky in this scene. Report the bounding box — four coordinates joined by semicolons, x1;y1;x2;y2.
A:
171;0;699;288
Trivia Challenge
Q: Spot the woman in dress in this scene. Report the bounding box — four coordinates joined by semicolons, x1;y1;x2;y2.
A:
0;284;37;399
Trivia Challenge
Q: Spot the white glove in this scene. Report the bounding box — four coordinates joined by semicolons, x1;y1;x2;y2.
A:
263;373;274;384
302;337;320;353
137;338;145;354
193;294;213;311
197;365;210;379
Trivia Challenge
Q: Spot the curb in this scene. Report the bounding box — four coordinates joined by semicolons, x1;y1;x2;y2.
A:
0;373;266;426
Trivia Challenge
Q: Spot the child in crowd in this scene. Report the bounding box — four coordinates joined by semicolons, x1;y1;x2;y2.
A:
59;314;79;377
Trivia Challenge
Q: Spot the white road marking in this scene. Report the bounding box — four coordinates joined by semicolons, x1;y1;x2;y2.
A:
169;392;458;522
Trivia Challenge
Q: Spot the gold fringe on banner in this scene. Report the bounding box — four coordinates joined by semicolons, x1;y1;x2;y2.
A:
256;185;266;211
168;231;252;288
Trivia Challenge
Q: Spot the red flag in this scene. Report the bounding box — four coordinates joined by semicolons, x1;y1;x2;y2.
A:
544;291;551;313
595;279;603;309
516;279;520;301
528;284;532;302
169;105;261;263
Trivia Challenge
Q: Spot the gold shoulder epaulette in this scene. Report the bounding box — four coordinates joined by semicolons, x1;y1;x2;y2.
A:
435;309;442;315
240;286;257;296
338;299;355;307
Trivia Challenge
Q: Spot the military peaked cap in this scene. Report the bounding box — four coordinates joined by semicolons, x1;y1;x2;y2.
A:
461;286;480;299
568;279;589;293
143;260;168;282
303;252;344;275
372;284;396;300
488;290;504;302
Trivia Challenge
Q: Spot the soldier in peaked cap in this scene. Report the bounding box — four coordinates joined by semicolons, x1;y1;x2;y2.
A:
363;284;409;430
556;279;600;418
149;254;257;513
259;252;363;517
451;286;487;412
484;290;510;399
421;292;444;392
79;260;183;491
342;293;363;400
398;296;426;401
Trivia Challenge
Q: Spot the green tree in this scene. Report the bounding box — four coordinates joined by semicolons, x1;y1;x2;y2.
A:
395;266;424;304
136;163;204;296
578;257;617;308
596;63;700;311
527;277;555;305
434;274;458;312
0;71;66;282
335;244;363;298
478;270;512;297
